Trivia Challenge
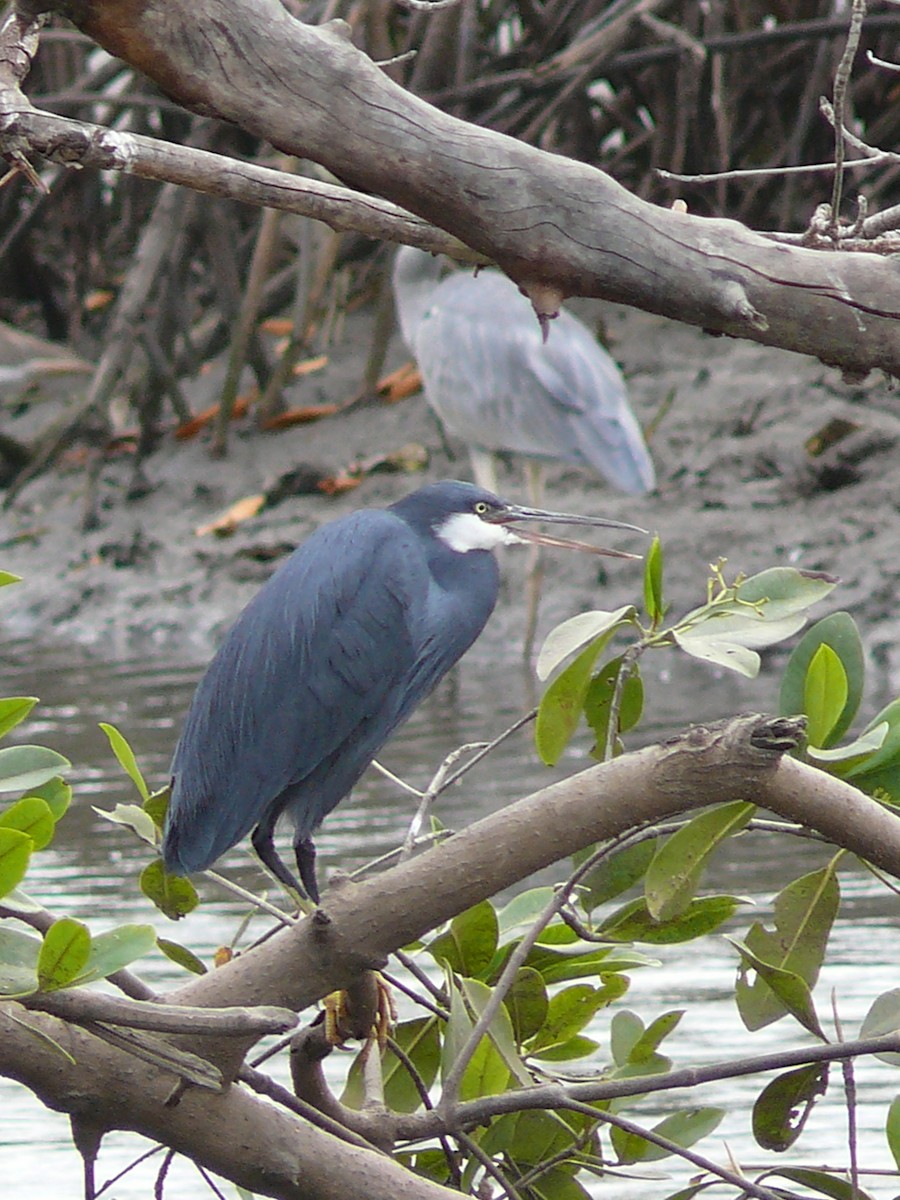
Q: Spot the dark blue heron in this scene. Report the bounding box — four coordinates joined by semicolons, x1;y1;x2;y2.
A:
162;480;642;903
392;246;655;499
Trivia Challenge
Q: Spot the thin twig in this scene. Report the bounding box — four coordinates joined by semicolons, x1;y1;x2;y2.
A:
560;1098;783;1200
384;1036;462;1187
400;741;488;858
392;947;449;1008
827;0;867;231
832;992;859;1200
381;969;449;1021
603;645;643;763
204;869;299;925
437;835;637;1112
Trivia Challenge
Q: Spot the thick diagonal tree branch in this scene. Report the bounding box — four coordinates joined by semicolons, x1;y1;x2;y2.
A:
163;715;900;1079
2;0;899;378
1;715;899;1199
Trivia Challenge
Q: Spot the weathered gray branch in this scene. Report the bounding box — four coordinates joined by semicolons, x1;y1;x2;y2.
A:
2;0;899;378
164;715;900;1075
2;715;899;1199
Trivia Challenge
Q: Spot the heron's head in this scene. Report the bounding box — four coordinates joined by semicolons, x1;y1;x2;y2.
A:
391;481;645;558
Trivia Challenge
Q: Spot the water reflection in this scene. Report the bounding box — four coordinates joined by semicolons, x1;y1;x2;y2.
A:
1;643;898;1197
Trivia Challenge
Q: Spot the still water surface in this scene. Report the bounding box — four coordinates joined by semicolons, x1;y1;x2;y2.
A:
2;642;899;1198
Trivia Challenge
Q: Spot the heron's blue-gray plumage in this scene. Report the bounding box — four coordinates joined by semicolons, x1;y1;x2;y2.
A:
163;485;499;880
392;247;655;496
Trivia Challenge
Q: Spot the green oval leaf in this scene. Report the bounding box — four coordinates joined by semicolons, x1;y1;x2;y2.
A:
460;975;530;1086
38;918;91;991
143;786;170;831
806;722;886;772
672;630;763;678
644;801;755;921
860;989;900;1066
631;1009;685;1061
583;657;644;755
504;967;548;1043
643;534;664;622
0;745;70;794
428;900;498;980
736;567;838;618
382;1017;441;1113
612;1107;724;1164
765;1167;877;1200
536;606;635;682
779;612;864;745
0;697;38;740
733;863;839;1032
849;698;900;779
529;1034;599;1062
803;644;849;749
0;925;41;996
535;640;604;766
610;1009;643;1067
527;984;614;1053
575;836;658;912
99;722;150;802
730;937;825;1039
752;1062;829;1150
887;1095;900;1169
157;937;208;976
598;894;745;944
76;924;158;984
94;802;158;846
497;888;557;939
441;975;512;1101
141;859;200;919
0;827;33;897
0;796;56;851
481;1109;581;1168
26;777;71;821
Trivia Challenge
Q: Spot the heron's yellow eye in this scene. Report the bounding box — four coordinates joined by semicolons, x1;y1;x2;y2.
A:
474;501;490;515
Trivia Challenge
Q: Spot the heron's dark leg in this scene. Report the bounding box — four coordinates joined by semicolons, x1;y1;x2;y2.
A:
294;835;320;906
251;818;309;901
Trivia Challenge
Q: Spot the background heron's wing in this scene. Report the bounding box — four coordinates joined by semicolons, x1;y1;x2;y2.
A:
414;271;654;493
166;511;427;870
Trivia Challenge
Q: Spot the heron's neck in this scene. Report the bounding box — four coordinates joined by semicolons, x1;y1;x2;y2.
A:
392;247;444;348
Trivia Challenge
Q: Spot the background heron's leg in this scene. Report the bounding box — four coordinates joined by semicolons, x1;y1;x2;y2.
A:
522;460;546;662
469;446;499;494
294;834;320;905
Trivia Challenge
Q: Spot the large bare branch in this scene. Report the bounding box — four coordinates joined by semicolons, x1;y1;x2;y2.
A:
3;0;899;378
138;717;900;1073
2;715;899;1198
0;1005;463;1200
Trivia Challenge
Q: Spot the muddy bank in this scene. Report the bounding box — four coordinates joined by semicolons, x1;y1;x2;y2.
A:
1;299;898;693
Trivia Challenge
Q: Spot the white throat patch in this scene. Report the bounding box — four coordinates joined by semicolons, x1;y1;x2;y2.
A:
436;512;521;553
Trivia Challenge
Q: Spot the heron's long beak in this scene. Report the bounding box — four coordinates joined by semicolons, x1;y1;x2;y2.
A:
485;503;646;559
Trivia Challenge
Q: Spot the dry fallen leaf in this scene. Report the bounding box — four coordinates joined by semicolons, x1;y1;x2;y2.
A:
84;289;115;313
176;389;256;440
376;360;422;402
318;473;363;495
259;317;294;336
292;354;329;377
195;493;266;537
260;402;340;431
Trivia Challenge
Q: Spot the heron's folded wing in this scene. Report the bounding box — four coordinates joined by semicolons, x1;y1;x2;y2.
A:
166;512;426;870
